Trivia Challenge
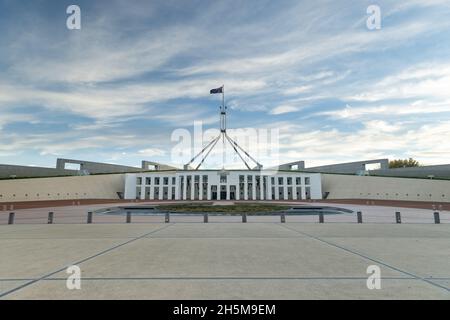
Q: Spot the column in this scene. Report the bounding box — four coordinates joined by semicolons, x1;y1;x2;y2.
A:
190;176;195;200
158;179;164;200
199;179;204;201
226;184;230;200
244;176;248;200
140;184;145;200
292;176;298;200
275;176;280;200
267;176;272;200
182;176;187;200
301;177;306;200
175;176;180;200
260;176;264;200
236;182;240;200
252;175;256;200
168;177;173;200
207;185;212;200
283;176;288;200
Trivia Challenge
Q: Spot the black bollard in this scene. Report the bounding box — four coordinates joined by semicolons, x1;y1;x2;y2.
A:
48;212;54;224
87;211;93;224
242;213;247;223
357;211;363;224
165;213;170;223
126;212;132;223
204;213;208;223
319;212;324;223
280;213;286;223
8;212;15;225
434;212;440;224
395;211;402;224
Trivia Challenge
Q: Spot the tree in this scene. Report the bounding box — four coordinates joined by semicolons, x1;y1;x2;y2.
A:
389;158;420;169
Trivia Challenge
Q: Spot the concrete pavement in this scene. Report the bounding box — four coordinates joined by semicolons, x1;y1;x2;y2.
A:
1;223;449;299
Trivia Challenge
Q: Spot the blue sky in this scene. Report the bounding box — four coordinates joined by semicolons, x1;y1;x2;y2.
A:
0;0;449;169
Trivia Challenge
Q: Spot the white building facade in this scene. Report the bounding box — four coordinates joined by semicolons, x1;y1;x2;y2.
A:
124;170;322;201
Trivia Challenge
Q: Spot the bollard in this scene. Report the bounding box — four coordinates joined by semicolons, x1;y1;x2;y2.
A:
434;212;440;224
204;213;208;223
48;212;54;224
395;211;402;224
319;212;324;223
280;213;286;223
8;212;15;225
357;211;363;224
165;213;170;223
126;212;132;223
242;213;247;223
87;211;93;224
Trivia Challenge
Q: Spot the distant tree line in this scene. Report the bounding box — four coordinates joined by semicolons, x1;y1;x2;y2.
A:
389;158;421;169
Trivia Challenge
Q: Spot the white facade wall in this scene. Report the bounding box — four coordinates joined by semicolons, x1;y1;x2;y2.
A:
124;170;323;201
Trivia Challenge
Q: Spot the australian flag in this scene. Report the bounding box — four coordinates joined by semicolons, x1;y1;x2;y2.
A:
210;86;223;94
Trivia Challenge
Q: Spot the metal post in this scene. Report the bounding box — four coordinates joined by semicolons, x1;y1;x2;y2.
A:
319;212;324;223
395;211;401;224
87;211;93;224
280;213;286;223
434;212;440;224
357;211;363;224
204;213;208;223
165;213;170;223
48;212;54;224
126;212;132;224
8;212;15;225
242;213;247;223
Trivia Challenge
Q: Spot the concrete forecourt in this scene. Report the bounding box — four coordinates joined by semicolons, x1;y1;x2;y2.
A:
1;221;449;299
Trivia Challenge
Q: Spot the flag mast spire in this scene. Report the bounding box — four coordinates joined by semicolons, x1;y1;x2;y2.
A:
184;86;263;171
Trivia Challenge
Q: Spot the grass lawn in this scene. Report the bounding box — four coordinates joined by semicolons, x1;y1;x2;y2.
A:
156;203;291;214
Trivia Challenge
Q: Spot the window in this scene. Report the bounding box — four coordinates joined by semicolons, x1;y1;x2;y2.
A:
220;174;227;183
287;177;292;185
136;177;142;185
296;177;301;185
278;177;284;185
145;177;151;185
163;177;169;185
305;177;310;185
155;177;160;185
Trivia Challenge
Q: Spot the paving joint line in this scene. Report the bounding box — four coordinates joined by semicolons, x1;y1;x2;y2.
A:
0;223;174;298
277;223;450;293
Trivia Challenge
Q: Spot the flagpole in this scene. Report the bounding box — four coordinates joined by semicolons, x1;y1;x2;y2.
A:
222;85;225;169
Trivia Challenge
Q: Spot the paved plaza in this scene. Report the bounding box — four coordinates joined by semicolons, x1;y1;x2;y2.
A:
1;222;449;299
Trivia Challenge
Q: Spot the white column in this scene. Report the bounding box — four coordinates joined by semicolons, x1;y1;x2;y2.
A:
182;176;187;200
191;177;195;200
149;181;154;200
244;176;248;200
168;178;173;200
158;179;164;200
140;184;145;200
283;176;288;200
252;175;256;200
207;184;212;200
275;176;280;200
199;179;203;201
292;176;298;200
267;176;271;200
175;176;180;200
226;184;230;200
260;176;264;200
301;177;306;200
236;182;240;200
